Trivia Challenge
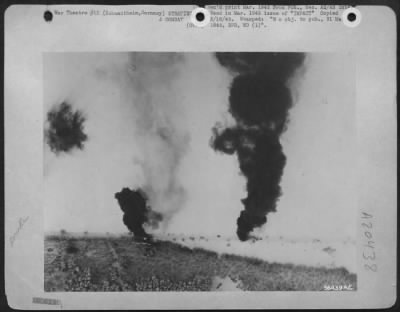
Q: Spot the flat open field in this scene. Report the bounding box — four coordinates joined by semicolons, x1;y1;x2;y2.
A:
44;235;357;291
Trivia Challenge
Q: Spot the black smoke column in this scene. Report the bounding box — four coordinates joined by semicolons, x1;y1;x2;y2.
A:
212;53;305;241
115;187;162;239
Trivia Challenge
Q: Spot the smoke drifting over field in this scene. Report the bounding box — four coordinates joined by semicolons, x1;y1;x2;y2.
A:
44;53;238;234
44;53;356;243
212;53;305;240
44;53;193;232
115;187;162;237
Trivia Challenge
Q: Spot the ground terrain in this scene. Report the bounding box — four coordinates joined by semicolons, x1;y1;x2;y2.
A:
44;234;357;291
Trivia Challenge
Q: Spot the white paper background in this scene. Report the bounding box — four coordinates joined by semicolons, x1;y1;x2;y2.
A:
4;5;397;309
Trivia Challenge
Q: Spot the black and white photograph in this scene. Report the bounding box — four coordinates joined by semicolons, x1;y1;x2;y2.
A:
4;4;396;309
43;52;357;292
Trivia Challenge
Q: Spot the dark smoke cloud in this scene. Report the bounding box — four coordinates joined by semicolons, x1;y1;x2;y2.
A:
115;187;163;238
212;52;305;241
45;101;88;154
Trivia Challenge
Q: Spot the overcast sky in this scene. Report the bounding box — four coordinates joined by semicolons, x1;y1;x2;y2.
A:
44;52;355;240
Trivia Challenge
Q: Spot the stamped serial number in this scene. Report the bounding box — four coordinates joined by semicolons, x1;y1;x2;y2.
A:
323;284;354;291
32;297;61;305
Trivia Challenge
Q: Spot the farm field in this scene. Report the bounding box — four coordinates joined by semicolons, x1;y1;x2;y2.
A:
45;234;357;291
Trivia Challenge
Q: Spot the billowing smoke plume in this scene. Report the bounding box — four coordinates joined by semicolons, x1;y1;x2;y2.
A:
127;53;190;225
115;187;162;238
44;53;192;233
45;101;88;154
212;52;305;241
